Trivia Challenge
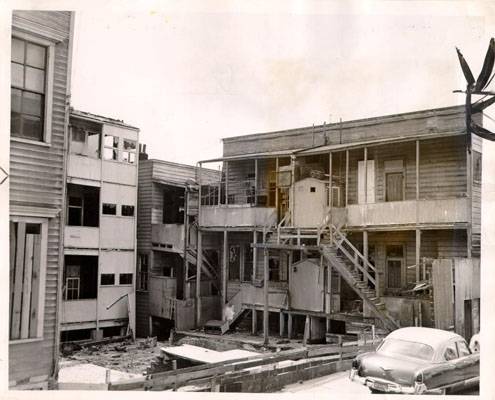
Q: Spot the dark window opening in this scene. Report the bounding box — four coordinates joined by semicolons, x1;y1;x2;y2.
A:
310;187;316;193
119;273;133;285
138;254;149;291
243;245;253;282
269;257;280;281
66;184;100;227
61;329;92;343
70;126;101;159
102;203;116;215
153;252;180;278
162;186;185;224
102;326;123;338
101;273;115;285
64;255;98;300
386;245;404;290
121;205;135;217
228;245;240;281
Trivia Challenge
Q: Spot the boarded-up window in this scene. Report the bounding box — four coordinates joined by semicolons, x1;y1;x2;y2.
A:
9;221;45;340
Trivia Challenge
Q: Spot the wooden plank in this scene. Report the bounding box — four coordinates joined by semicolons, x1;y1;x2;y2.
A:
11;222;26;340
29;235;41;338
263;247;269;345
20;235;34;339
9;222;16;327
432;259;454;330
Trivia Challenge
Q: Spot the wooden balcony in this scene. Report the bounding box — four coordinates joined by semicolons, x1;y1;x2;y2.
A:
67;154;101;182
151;224;184;250
199;205;277;228
61;299;97;324
64;226;99;248
346;198;469;228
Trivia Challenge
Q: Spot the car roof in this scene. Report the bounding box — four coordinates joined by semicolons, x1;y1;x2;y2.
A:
386;327;463;348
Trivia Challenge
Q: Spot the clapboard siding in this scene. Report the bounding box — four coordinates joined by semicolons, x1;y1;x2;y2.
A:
223;106;465;157
9;11;73;386
137;161;153;252
136;291;150;337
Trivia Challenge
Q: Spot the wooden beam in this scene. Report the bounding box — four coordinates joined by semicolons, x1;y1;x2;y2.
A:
329;152;333;208
345;150;349;207
263;247;269;345
225;161;229;205
254;159;258;206
21;234;34;339
467;140;473;258
252;243;320;251
416;229;421;282
11;222;26;340
9;221;16;328
364;147;368;204
251;309;257;335
252;230;257;283
196;230;202;326
363;230;368;285
287;313;293;339
275;157;279;216
416;140;420;200
290;155;296;224
29;235;42;338
279;312;285;337
327;265;332;332
223;230;228;305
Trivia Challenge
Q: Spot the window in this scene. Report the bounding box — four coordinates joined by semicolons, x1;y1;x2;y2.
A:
102;203;117;215
68;195;83;226
9;219;47;340
64;256;98;300
119;273;133;285
473;151;482;183
70;126;101;158
103;134;119;160
121;205;135;217
137;254;149;291
65;277;80;300
228;245;240;281
384;160;404;202
444;344;458;361
122;139;136;164
456;341;471;357
269;256;281;281
11;36;48;141
310;187;316;193
66;184;100;227
101;274;115;285
386;245;404;289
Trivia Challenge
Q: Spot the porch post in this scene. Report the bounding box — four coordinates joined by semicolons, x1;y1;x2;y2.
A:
290;155;296;224
196;230;202;326
329;152;333;208
363;230;368;284
416;229;421;282
279;312;285;337
252;308;257;334
252;230;257;283
327;264;332;332
275;157;279;215
198;162;202;220
345;150;349;207
416;140;420;200
287;313;293;339
222;230;228;306
364;147;368;204
254;158;258;206
263;247;269;345
225;161;229;205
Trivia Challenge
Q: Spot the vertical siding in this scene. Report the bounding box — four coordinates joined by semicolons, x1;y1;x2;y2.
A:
471;135;482;257
135;291;150;337
137;161;153;252
9;11;72;384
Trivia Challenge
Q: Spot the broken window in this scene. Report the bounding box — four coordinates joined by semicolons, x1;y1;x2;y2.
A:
121;205;135;217
66;184;100;227
122;139;136;164
137;254;149;291
103;134;119;161
101;273;115;285
162;185;184;224
64;256;97;300
9;220;46;340
70;126;101;158
11;37;47;141
119;273;133;285
102;203;117;215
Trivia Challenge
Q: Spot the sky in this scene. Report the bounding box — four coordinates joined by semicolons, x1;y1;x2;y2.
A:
64;1;495;166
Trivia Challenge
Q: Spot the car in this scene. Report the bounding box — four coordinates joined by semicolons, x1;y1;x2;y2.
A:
469;333;480;353
349;327;479;395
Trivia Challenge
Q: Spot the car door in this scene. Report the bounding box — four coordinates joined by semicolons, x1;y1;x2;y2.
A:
450;340;480;386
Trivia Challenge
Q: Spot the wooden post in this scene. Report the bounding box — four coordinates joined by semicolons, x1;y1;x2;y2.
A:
21;235;34;339
279;312;285;337
416;229;421;282
223;230;228;306
252;230;257;283
329;152;333;208
287;313;293;339
275;157;279;216
363;231;368;285
290;155;296;224
345;150;349;206
11;222;26;340
303;315;310;345
467;139;473;258
364;147;368;204
254;159;258;206
225;161;229;205
327;264;332;332
148;315;153;337
196;230;202;326
263;247;269;345
416;140;420;200
252;308;257;335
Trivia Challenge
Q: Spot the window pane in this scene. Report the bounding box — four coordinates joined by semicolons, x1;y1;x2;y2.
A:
26;43;46;69
101;274;115;285
69;196;83;207
87;133;101;159
11;88;22;113
102;203;117;215
123;140;136;150
119;273;133;285
22;91;43;116
121;205;135;216
21;114;43;141
103;134;114;147
12;37;25;63
11;62;24;87
25;66;45;93
103;148;118;160
129;152;136;163
113;137;119;148
11;112;21;135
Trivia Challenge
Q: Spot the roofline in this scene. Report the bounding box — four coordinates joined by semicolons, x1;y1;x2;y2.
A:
144;158;220;174
70;109;140;131
221;104;465;143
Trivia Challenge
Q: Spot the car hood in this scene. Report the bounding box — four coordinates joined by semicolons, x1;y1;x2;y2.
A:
359;352;430;386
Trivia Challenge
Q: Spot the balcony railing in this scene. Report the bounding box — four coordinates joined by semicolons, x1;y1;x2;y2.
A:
201;179;257;206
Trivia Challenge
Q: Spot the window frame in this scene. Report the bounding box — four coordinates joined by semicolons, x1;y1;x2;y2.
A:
383;159;405;202
119;273;133;286
103;134;119;161
100;273;115;286
11;30;55;145
122;139;137;164
121;204;135;217
9;216;48;342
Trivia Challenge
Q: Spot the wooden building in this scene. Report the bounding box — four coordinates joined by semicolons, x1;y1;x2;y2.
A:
196;105;482;342
9;11;75;389
59;110;139;342
135;155;220;338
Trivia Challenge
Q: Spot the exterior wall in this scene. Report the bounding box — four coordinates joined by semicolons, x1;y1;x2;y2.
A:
471;135;482;257
9;11;73;387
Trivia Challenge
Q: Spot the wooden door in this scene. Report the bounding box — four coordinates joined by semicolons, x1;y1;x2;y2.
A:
386;172;404;201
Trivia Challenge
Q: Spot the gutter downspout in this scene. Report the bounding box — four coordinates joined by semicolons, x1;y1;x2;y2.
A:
53;10;75;384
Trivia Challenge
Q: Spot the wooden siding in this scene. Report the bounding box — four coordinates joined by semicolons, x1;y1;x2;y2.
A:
137;161;153;252
9;11;73;385
471;135;482;257
223;106;465;157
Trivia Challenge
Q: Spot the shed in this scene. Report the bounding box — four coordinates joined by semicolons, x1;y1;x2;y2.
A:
292;178;327;227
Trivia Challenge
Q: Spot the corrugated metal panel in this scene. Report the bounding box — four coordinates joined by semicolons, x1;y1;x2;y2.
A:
9;11;72;385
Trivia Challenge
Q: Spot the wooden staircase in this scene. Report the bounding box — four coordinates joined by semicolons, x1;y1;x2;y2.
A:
204;288;246;334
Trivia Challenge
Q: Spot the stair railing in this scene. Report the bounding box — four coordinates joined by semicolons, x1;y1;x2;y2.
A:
276;210;291;244
328;224;377;287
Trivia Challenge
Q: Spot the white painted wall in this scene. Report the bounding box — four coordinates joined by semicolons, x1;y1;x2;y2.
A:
100;216;135;248
99;250;134;274
293;178;327;227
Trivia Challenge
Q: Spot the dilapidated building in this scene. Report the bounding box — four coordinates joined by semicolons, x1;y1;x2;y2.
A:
9;10;75;389
195;105;481;342
135;155;221;338
60;110;139;342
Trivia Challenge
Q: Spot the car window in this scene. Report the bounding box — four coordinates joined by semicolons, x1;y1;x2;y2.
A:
444;344;459;361
377;338;434;361
456;341;471;357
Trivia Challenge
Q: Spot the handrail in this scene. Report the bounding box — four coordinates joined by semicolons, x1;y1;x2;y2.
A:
277;210;290;244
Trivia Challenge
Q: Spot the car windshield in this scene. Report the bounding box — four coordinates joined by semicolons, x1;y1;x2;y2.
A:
377;338;434;361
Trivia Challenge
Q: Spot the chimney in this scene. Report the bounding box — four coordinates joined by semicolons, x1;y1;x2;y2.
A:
139;143;149;160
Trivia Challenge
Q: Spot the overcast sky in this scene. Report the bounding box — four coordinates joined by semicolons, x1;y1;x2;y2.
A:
65;1;495;166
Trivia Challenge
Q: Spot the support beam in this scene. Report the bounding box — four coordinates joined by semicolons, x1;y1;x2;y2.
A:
290;155;296;224
327;265;332;332
416;140;420;200
198;162;202;219
279;312;285;337
225;161;229;205
345;150;349;207
364;147;368;204
254;159;258;206
222;230;228;306
196;230;202;326
329;152;333;208
252;230;257;283
275;157;279;216
467;140;473;258
363;230;368;284
416;229;421;282
263;248;269;345
287;313;293;339
252;309;257;335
